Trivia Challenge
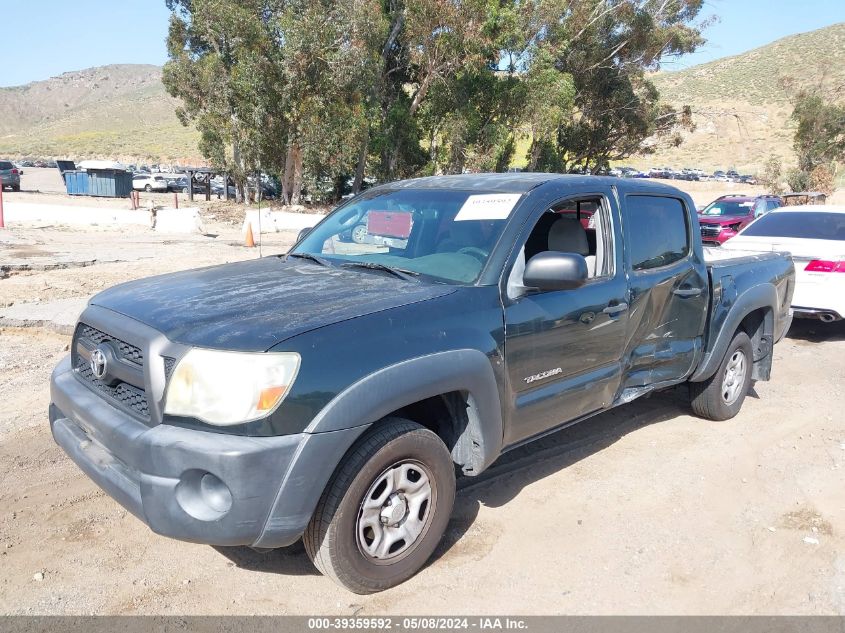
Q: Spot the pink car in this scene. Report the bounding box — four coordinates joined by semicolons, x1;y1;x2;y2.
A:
698;195;782;245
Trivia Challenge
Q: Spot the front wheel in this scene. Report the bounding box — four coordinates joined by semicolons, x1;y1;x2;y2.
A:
350;223;368;244
689;330;753;421
144;184;152;192
303;419;455;594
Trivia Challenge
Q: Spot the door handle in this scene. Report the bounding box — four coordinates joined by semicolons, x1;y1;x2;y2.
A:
673;287;703;297
602;302;629;316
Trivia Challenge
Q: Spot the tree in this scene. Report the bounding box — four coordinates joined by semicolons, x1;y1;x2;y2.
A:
792;90;845;174
523;0;704;172
163;0;284;202
759;155;785;195
162;0;707;203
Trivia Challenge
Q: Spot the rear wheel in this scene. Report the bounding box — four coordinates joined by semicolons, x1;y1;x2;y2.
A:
144;184;152;192
12;185;20;192
690;330;753;421
304;419;455;594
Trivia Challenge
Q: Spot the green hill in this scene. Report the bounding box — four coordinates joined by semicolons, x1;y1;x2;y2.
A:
637;22;845;173
0;64;200;163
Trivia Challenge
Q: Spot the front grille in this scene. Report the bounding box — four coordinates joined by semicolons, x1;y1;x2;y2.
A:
78;324;143;366
75;359;150;418
700;225;721;238
72;323;150;420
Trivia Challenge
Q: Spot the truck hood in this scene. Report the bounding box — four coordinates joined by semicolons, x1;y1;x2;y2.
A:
90;256;458;351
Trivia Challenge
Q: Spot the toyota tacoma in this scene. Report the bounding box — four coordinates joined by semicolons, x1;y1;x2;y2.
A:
50;174;794;593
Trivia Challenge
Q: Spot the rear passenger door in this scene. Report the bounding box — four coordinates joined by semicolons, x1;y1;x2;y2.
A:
621;194;708;390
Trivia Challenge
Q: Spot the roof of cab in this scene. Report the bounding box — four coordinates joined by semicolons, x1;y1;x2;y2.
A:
377;172;687;195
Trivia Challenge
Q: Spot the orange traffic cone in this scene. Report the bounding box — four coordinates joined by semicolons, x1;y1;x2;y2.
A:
245;222;256;248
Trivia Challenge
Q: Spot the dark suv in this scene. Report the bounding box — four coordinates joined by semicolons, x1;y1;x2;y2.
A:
698;195;782;245
0;160;21;191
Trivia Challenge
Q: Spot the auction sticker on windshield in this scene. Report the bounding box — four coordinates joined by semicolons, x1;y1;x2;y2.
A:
455;194;522;221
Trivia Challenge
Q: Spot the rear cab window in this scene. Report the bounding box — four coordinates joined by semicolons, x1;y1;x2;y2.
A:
0;161;14;170
625;195;690;271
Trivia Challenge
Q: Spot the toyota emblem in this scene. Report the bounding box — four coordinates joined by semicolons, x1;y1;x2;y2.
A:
90;348;108;380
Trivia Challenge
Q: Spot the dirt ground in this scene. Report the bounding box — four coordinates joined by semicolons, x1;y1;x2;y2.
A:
0;186;844;615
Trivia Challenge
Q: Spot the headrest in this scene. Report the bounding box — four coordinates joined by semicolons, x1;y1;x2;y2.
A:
548;217;589;256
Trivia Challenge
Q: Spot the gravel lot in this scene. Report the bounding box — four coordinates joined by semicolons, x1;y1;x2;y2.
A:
0;187;843;615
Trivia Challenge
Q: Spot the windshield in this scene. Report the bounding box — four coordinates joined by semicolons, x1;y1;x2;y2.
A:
741;212;845;240
292;188;521;284
700;200;754;217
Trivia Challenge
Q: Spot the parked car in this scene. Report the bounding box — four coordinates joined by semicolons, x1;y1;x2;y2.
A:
167;177;199;194
723;205;845;322
698;195;782;245
210;180;236;199
132;174;168;192
50;174;793;593
0;160;21;191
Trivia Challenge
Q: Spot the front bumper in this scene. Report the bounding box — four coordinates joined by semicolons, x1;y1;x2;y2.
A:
50;356;365;548
700;226;737;245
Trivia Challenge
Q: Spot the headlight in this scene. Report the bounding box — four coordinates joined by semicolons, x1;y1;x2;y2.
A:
164;349;300;426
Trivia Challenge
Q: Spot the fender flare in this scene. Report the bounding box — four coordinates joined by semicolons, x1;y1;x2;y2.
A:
305;348;504;474
253;349;503;549
690;283;777;382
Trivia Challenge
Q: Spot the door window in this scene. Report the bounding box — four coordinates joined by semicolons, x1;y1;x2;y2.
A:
626;196;689;271
507;196;615;298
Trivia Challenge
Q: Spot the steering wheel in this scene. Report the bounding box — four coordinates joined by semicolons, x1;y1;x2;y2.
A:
458;246;488;262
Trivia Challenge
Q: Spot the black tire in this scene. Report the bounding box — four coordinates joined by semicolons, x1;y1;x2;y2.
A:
690;330;753;421
182;187;189;194
303;419;455;594
12;185;20;192
350;223;368;245
144;184;152;192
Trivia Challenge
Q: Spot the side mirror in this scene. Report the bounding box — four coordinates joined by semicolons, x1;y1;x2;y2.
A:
523;252;588;291
297;227;313;242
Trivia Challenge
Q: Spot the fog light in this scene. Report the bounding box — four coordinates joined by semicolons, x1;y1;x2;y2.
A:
199;473;232;514
175;469;233;521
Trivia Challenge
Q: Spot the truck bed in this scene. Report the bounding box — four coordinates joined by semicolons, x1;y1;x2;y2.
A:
697;246;794;381
703;246;788;266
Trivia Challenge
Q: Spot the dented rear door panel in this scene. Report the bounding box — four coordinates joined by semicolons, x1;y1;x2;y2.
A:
619;192;709;390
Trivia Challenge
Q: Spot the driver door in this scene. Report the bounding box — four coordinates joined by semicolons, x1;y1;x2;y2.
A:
502;193;629;446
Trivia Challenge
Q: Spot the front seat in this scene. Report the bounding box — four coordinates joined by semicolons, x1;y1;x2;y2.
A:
548;217;595;277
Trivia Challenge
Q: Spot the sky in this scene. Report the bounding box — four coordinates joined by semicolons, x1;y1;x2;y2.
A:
1;0;844;87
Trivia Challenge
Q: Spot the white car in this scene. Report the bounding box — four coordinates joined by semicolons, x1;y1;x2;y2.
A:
132;174;168;192
722;205;845;322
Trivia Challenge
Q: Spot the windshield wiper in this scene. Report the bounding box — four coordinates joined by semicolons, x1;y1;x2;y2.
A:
340;261;420;282
286;252;332;267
